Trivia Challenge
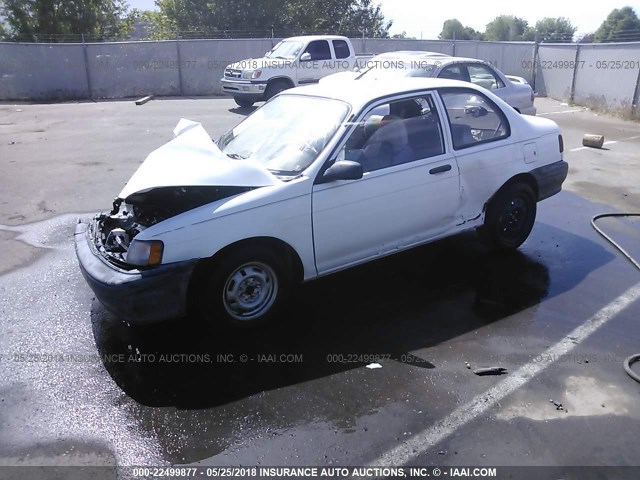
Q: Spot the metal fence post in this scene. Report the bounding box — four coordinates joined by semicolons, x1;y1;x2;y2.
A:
176;34;184;96
531;32;539;91
569;42;581;103
81;33;93;100
452;31;456;56
631;66;640;119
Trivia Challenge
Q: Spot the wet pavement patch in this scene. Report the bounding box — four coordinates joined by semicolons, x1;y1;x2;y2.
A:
0;191;639;468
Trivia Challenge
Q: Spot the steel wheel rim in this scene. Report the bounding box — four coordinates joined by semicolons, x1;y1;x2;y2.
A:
499;197;528;239
223;262;278;321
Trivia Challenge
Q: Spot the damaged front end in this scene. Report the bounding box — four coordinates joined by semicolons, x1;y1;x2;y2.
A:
75;118;282;322
92;185;253;268
91;198;145;268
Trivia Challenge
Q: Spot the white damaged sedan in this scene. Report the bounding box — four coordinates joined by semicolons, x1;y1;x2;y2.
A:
75;78;567;326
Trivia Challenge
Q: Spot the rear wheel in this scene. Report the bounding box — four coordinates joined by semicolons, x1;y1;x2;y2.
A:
198;246;290;328
483;183;536;250
234;96;255;108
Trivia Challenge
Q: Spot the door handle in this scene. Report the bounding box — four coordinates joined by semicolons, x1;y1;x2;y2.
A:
429;164;452;174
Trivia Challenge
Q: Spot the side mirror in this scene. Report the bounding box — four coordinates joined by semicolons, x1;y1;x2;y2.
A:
322;160;363;182
300;52;312;62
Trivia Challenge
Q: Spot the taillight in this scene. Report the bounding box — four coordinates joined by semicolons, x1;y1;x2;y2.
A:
558;134;564;153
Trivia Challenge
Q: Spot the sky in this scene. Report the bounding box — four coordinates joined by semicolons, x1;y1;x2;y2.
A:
127;0;640;39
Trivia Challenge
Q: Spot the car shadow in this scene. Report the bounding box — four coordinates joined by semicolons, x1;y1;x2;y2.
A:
228;105;258;115
91;222;614;409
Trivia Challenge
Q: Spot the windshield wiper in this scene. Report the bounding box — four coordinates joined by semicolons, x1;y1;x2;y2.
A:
226;153;247;160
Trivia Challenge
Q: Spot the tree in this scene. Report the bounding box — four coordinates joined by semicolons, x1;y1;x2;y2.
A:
439;18;483;40
594;6;640;42
463;26;484;41
484;15;529;41
153;0;392;38
392;31;416;39
533;17;576;42
577;32;594;43
1;0;134;41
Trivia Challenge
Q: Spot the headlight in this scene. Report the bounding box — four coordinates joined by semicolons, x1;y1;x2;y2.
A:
126;240;164;266
242;70;262;79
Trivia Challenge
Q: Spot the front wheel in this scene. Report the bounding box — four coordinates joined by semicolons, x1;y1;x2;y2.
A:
234;96;255;108
483;183;536;250
264;79;290;101
198;247;290;327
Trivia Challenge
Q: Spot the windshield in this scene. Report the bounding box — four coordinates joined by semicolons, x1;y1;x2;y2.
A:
265;41;304;59
358;61;437;80
218;95;350;174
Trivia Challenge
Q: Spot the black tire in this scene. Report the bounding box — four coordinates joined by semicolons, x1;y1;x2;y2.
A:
264;79;290;101
483;183;537;250
198;246;290;328
234;96;255;108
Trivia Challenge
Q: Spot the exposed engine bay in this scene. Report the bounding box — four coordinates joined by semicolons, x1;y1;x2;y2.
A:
92;185;254;267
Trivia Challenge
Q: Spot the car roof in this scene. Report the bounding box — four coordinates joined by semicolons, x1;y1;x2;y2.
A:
374;50;450;59
280;35;347;42
283;77;484;107
414;56;494;66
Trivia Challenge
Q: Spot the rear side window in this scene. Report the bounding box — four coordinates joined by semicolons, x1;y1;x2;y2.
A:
439;89;509;150
332;40;350;59
438;65;468;81
304;40;332;61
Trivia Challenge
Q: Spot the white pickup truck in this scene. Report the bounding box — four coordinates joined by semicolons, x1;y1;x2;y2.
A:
220;35;371;108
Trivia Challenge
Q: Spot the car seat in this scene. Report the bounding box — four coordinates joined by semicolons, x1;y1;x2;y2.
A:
361;116;414;170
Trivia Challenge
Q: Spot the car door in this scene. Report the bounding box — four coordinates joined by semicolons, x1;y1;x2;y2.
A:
298;40;332;85
312;93;462;275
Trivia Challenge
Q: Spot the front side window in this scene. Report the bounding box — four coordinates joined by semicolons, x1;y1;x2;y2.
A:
337;95;445;173
467;64;505;90
218;95;349;174
440;89;509;150
304;40;332;61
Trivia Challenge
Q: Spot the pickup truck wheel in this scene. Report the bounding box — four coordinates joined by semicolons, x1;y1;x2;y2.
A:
199;247;289;327
234;96;254;108
264;80;290;101
484;183;536;250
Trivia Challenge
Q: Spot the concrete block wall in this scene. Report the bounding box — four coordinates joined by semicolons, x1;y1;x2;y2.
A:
0;43;89;100
1;38;639;118
573;43;640;115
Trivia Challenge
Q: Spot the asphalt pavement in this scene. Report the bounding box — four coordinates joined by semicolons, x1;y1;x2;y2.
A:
0;96;639;479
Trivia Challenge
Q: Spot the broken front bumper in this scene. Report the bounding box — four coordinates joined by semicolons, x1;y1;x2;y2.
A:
74;222;197;324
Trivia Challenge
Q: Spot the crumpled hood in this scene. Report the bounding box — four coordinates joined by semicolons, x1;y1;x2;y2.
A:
118;119;280;199
228;57;294;70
